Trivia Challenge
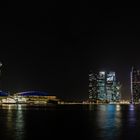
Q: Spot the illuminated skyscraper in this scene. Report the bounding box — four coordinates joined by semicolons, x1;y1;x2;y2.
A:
106;72;116;101
130;67;140;103
98;71;106;101
88;71;121;103
88;71;98;102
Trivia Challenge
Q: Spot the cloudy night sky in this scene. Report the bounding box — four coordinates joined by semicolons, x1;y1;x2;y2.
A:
0;6;140;100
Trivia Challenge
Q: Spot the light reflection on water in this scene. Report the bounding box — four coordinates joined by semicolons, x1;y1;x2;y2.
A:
88;104;140;140
0;104;25;140
128;104;136;127
1;104;140;140
94;105;122;140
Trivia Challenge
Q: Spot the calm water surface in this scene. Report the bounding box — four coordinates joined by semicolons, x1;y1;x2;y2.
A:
0;104;140;140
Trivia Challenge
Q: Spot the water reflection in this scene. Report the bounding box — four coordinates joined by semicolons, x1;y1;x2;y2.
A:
89;105;122;140
129;104;135;111
2;104;25;140
15;105;25;140
1;104;140;140
116;104;121;111
128;104;136;127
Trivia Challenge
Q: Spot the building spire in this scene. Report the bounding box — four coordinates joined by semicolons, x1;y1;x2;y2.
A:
130;66;134;104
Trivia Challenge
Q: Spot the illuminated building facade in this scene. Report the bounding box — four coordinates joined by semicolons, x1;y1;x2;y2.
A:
15;91;58;104
89;71;121;103
88;71;98;102
0;91;9;103
0;91;59;104
106;72;121;102
98;71;106;101
130;67;140;103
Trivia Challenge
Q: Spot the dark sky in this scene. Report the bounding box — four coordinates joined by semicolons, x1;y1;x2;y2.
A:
0;6;140;100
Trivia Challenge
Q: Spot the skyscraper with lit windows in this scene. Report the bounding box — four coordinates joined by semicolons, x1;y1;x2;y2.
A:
98;71;106;101
130;67;140;103
88;71;98;102
88;71;121;103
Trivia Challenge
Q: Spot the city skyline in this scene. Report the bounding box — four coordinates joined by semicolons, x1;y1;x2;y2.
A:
1;7;140;100
0;61;138;101
1;6;140;140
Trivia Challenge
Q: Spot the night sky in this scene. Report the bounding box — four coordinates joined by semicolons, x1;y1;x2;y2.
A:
0;6;140;100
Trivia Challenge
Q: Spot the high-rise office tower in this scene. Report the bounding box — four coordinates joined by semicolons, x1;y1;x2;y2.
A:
89;70;121;103
88;71;98;102
130;67;140;103
98;71;106;101
106;72;116;101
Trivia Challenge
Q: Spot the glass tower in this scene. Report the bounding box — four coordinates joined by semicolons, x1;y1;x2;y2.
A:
88;71;98;102
98;71;106;101
131;67;140;103
89;71;121;103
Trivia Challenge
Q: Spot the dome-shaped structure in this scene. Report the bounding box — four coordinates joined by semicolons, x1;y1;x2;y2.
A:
0;91;8;96
17;91;48;96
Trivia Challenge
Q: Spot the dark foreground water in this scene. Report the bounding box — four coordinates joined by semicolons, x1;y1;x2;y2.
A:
0;104;140;140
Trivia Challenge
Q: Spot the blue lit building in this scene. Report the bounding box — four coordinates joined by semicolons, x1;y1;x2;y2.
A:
0;91;9;103
15;91;58;104
0;91;8;96
17;91;48;96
